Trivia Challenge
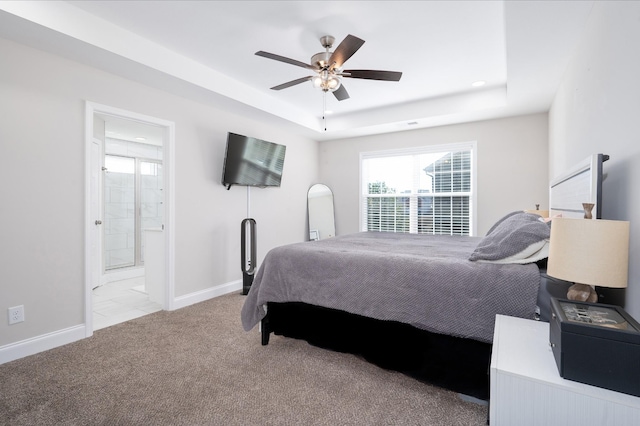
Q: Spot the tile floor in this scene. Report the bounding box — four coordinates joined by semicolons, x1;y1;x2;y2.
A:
92;276;162;331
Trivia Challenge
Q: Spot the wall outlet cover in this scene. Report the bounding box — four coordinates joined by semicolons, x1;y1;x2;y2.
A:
8;305;24;325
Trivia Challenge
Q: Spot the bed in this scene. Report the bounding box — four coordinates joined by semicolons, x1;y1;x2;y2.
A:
240;153;608;401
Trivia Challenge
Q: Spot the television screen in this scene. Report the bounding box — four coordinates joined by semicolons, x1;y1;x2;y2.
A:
221;132;286;189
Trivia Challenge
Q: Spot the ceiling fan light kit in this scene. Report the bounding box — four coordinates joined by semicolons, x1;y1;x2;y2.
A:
256;34;402;102
312;71;341;92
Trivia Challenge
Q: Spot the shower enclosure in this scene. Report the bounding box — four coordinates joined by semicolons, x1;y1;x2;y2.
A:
103;140;163;272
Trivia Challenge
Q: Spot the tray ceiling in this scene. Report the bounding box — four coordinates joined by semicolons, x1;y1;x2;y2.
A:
0;1;594;141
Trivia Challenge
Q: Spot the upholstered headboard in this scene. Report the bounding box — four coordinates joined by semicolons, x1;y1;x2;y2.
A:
549;153;608;219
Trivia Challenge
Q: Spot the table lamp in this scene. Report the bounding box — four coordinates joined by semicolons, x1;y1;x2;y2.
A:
547;217;630;303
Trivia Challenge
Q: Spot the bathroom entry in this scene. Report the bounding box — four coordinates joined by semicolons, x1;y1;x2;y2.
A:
97;116;165;276
86;102;175;334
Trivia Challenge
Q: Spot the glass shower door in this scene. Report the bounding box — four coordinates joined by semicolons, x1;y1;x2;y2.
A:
104;155;136;270
103;155;164;271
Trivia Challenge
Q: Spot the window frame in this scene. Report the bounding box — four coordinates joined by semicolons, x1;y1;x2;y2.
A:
359;141;478;236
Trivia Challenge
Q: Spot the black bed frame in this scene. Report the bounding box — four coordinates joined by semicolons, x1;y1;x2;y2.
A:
260;302;492;401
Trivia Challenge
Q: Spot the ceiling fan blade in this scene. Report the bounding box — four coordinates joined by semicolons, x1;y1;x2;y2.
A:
255;51;317;71
342;70;403;81
270;76;312;91
329;34;365;69
332;84;350;101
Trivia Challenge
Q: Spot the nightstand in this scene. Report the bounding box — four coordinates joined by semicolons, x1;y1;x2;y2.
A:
489;314;640;425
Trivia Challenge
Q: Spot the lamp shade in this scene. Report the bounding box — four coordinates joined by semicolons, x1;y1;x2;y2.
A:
547;218;630;288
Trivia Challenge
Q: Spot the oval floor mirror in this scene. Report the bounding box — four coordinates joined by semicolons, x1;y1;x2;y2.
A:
308;184;335;241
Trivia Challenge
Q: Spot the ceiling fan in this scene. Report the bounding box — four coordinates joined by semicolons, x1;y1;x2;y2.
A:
255;34;402;101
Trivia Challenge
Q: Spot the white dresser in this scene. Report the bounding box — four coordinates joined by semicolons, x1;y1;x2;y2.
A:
490;314;640;425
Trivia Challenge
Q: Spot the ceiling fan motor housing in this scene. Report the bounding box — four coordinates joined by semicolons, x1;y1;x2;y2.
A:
311;51;334;69
313;35;339;69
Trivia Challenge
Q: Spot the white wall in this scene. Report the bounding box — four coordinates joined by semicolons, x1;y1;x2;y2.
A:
0;37;318;349
549;1;640;319
319;113;549;237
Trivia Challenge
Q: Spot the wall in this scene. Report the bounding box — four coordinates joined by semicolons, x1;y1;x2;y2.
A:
319;113;549;237
549;1;640;319
0;37;318;350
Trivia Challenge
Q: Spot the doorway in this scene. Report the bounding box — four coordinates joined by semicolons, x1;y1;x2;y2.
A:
85;102;175;336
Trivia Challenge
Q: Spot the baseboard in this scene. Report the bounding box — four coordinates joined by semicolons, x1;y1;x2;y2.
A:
0;324;86;365
171;279;243;310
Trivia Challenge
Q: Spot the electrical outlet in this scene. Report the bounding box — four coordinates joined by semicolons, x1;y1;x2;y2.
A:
8;305;24;325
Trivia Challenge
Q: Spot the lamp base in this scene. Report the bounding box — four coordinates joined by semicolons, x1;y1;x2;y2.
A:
567;283;598;303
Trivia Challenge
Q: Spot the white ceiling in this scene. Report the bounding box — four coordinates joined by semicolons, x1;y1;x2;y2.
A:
0;1;595;141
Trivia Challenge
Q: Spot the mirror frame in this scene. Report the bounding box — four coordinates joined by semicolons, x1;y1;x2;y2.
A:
307;183;335;241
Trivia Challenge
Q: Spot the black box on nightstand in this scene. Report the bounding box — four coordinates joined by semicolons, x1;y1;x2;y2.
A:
549;297;640;397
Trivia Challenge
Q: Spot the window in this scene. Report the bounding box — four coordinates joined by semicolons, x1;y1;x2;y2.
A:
360;142;476;236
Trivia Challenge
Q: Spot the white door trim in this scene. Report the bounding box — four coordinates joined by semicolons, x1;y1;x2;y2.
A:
84;101;176;337
89;137;103;290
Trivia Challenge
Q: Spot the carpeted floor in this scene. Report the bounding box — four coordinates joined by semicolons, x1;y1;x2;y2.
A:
0;293;487;425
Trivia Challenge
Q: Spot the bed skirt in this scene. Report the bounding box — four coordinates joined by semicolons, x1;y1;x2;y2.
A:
261;302;492;400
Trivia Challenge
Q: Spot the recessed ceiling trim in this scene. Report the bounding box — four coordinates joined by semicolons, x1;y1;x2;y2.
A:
0;1;321;132
0;1;596;142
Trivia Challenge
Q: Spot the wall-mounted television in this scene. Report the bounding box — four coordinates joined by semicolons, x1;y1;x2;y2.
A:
221;132;286;189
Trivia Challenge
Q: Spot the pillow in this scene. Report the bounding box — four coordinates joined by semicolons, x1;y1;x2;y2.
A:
469;212;551;264
485;211;525;236
475;239;549;264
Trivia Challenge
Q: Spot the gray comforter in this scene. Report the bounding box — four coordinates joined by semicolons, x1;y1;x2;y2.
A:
241;232;540;343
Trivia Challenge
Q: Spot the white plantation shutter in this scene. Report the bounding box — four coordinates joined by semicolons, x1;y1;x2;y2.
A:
360;142;476;236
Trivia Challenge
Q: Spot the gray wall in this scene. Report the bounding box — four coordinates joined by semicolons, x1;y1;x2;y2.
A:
319;113;549;237
549;1;640;319
0;37;318;347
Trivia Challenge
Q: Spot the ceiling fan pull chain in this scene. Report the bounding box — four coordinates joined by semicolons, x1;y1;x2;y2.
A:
323;92;327;131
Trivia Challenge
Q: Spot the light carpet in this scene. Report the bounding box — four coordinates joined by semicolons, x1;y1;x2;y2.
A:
0;293;487;425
